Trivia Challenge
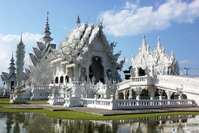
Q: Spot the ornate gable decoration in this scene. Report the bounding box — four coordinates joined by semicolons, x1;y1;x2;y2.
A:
60;21;122;68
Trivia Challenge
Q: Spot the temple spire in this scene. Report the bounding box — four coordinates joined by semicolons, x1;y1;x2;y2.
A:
141;35;148;52
16;35;25;87
157;36;161;50
9;53;16;75
43;11;53;44
142;35;147;46
76;15;81;26
20;33;23;43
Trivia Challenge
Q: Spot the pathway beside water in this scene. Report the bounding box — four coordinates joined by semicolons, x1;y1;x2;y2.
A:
7;104;199;116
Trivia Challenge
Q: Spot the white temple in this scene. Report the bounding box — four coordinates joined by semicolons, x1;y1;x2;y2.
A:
1;14;199;110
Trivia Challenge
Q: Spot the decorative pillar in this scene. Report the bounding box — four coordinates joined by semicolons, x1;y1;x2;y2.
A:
176;85;183;103
110;95;115;110
149;88;155;100
158;89;164;106
166;91;172;100
166;90;172;105
149;88;155;106
123;91;126;100
129;89;133;99
115;90;119;100
135;87;142;106
135;67;139;77
94;95;97;106
158;89;164;100
178;93;183;100
136;94;140;101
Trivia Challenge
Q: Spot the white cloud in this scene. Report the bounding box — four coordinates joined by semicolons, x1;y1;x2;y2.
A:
100;0;199;36
0;32;42;74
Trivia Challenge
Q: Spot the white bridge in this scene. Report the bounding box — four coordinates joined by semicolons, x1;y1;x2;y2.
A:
117;75;199;105
47;75;199;110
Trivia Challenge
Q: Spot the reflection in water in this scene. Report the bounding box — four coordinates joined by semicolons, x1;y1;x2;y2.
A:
0;112;199;133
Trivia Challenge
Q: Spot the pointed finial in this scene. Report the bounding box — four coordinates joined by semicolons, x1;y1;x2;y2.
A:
157;36;161;49
142;35;147;47
99;21;103;29
47;11;49;21
46;11;50;27
76;15;81;25
10;52;15;64
20;32;23;43
43;11;53;44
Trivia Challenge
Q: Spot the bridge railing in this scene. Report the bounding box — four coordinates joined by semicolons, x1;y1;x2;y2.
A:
118;76;154;91
112;99;195;110
48;96;65;105
81;98;196;110
83;98;113;110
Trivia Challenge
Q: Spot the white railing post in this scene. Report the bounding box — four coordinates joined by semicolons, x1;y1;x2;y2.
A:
136;96;140;106
110;95;114;110
94;95;97;108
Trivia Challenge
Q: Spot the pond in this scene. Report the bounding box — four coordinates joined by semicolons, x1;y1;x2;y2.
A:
0;112;199;133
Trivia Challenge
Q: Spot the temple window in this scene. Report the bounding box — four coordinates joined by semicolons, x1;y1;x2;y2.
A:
55;77;59;84
138;67;146;76
60;76;64;83
65;75;69;83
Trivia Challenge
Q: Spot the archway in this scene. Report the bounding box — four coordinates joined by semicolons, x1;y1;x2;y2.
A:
129;89;136;99
182;94;187;99
10;81;15;91
140;89;150;99
118;93;124;99
154;89;168;99
171;92;178;99
89;56;104;84
162;91;168;99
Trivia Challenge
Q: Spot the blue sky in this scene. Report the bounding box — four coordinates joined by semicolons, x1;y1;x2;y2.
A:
0;0;199;75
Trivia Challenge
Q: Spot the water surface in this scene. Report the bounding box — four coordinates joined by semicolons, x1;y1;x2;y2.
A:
0;112;199;133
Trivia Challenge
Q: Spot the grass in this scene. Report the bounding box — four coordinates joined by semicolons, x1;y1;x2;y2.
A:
0;98;199;120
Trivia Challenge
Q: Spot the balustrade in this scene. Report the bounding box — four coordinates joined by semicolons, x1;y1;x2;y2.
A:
80;98;196;110
131;76;148;82
48;96;65;105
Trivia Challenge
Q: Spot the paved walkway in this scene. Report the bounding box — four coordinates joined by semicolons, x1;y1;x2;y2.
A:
7;104;199;116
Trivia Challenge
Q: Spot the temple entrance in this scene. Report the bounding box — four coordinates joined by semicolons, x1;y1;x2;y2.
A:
10;81;15;91
118;93;124;99
138;67;146;76
89;56;104;84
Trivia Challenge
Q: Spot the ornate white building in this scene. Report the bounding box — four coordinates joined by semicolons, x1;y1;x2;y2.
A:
23;15;199;108
27;15;123;102
1;14;199;109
